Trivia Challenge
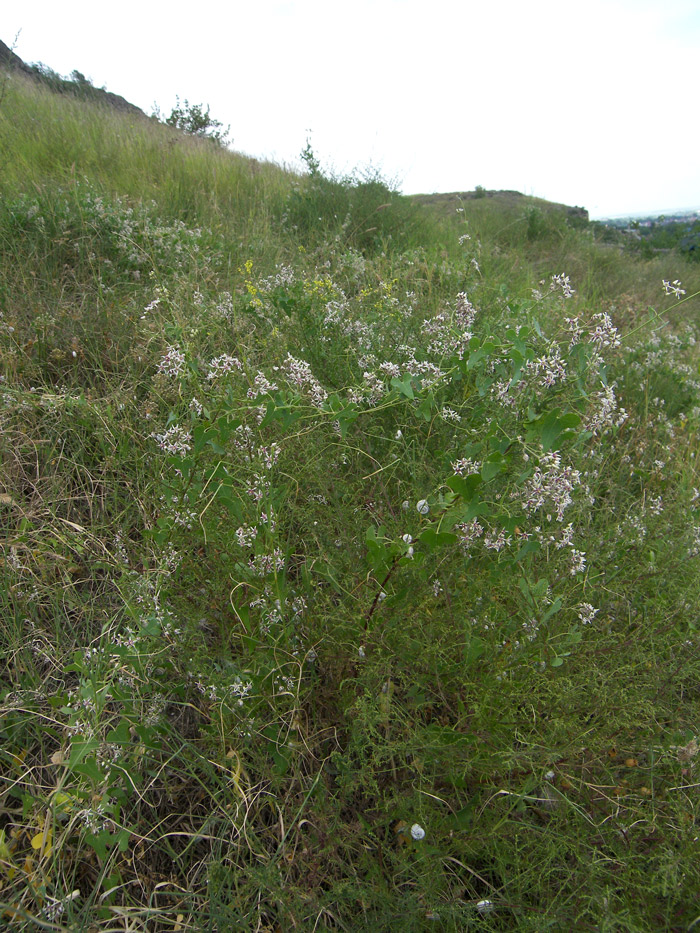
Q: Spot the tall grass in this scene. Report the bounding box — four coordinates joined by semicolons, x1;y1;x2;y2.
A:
1;69;700;932
0;72;290;236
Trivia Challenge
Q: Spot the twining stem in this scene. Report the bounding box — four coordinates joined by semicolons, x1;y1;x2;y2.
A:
364;555;400;629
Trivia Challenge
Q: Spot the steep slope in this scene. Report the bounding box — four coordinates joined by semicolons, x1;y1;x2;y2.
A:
0;37;146;117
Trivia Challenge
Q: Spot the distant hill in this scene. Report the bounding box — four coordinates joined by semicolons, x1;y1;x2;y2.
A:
0;37;146;118
413;188;589;224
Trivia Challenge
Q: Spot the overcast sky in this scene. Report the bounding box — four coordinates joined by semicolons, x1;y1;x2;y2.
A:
4;0;700;218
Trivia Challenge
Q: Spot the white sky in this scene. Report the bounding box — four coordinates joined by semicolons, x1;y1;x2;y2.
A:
4;0;700;218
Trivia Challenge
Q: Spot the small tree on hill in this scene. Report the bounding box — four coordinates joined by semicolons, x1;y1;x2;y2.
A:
163;97;231;147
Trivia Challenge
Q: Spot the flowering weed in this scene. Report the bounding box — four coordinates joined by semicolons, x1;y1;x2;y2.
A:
2;75;700;932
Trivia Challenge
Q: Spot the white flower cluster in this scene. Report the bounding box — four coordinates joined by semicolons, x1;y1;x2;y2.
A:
585;383;628;435
249;590;306;636
550;273;575;299
248;549;286;577
207;354;243;381
246;472;271;503
247;371;279;399
484;529;511;551
400;350;444;384
452;457;481;476
151;424;192;457
525;343;567;388
78;801;109;835
662;279;686;299
689;526;700;558
588;312;621;354
216;291;234;320
156;344;186;378
283;354;328;407
421;292;478;359
521;450;581;522
569;549;587;575
455;518;484;551
231;676;254;706
258;443;281;470
379;361;401;379
235;524;258;548
259;263;296;290
577;603;599;624
566;316;584;349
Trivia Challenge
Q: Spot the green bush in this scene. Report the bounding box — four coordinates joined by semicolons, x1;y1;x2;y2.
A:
161;96;231;147
283;143;436;254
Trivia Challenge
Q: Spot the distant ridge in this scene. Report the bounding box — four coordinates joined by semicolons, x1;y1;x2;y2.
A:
0;37;146;118
413;188;589;223
597;206;700;223
0;38;33;75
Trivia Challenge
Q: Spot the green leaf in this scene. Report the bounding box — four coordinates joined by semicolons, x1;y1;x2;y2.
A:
205;462;231;482
366;540;390;577
467;348;486;369
263;726;291;775
214;484;243;518
193;423;207;454
260;393;302;429
72;756;104;783
417;395;433;421
446;473;482;500
68;738;100;769
506;331;528;357
419;528;458;549
530;409;582;452
275;293;296;317
450;803;476;830
463;500;489;521
541;597;562;624
383;587;409;607
465;637;486;663
509;349;526;383
335;403;359;437
481;453;505;482
515;540;540;562
390;374;415;399
365;524;380;542
87;829;112;861
106;720;130;746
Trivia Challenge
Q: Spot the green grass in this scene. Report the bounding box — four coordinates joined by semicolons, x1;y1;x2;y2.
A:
2;68;700;932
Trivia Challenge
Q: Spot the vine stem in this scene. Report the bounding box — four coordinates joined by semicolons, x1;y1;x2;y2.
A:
364;556;400;629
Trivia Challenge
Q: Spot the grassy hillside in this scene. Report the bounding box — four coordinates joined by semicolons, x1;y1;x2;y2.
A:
2;68;700;932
